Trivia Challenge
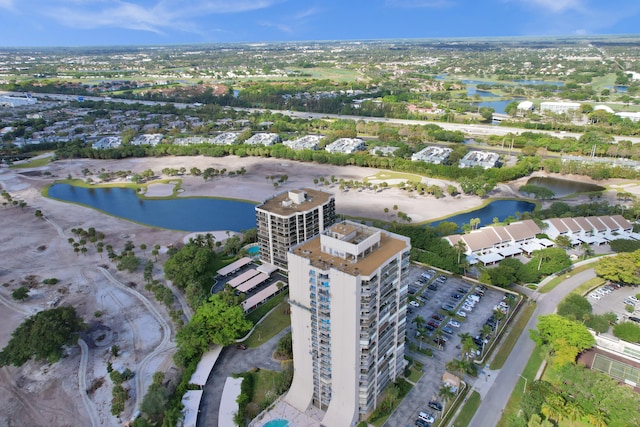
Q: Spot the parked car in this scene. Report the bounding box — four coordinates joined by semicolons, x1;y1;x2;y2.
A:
410;301;420;308
433;337;446;346
442;326;454;335
427;321;441;328
418;412;435;423
448;320;461;328
451;293;462;300
236;344;248;350
461;305;473;312
442;303;456;311
432;314;444;321
428;284;438;291
415;419;430;427
629;316;640;323
428;401;443;411
456;310;467;318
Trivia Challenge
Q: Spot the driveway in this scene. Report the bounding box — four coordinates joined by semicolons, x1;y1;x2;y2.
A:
469;268;597;427
197;327;290;427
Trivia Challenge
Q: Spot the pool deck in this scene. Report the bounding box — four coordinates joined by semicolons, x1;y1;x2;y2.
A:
250;398;324;427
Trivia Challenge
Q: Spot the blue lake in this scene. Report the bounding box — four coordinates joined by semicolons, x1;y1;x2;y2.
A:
605;85;628;93
472;99;518;115
428;200;536;232
467;86;499;98
47;184;257;232
512;79;563;87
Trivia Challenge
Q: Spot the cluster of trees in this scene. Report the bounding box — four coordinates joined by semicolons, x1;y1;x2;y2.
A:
0;306;85;366
391;224;463;273
595;249;640;286
479;248;571;287
557;294;617;333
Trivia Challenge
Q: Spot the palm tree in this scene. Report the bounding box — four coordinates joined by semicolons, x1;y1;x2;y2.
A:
455;239;467;264
461;337;477;361
586;408;609;427
413;315;426;330
580;242;594;260
541;393;567;424
438;384;455;405
445;359;468;377
565;400;585;427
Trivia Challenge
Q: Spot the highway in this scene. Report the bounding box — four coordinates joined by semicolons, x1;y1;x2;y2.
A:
469;268;597;427
4;91;640;144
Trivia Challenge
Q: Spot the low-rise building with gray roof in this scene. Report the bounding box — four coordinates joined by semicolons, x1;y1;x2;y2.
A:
245;133;280;146
283;135;323;151
459;151;500;169
324;138;365;154
411;146;452;164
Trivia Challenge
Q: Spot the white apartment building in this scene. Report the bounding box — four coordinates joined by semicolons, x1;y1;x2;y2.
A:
255;189;335;270
539;101;581;114
286;221;411;426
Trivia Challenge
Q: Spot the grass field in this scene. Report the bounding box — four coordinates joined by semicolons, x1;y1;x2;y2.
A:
10;156;51;168
490;302;537;370
451;391;481;427
407;364;424;383
244;300;291;348
364;170;424;183
537;263;595;294
496;349;545;427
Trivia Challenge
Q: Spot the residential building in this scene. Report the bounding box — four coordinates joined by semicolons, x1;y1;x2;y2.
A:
255;189;335;270
411;146;452;164
283;135;324;151
458;151;500;169
245;132;280;146
539;101;581;114
286;221;411;426
325;138;365;154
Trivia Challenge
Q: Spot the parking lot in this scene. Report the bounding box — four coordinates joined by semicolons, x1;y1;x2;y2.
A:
386;265;518;426
589;282;640;324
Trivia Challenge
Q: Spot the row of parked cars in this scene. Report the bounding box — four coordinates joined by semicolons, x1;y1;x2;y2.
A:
588;283;622;300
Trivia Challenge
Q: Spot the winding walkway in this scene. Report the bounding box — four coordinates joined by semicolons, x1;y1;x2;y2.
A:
97;267;174;414
77;338;100;427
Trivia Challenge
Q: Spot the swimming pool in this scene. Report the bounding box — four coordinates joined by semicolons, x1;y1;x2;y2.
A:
262;419;289;427
247;245;259;255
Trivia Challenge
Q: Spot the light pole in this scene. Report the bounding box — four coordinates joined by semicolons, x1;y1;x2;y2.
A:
519;375;528;393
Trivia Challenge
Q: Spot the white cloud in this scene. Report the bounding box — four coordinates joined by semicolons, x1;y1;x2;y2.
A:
0;0;15;10
385;0;454;7
516;0;585;13
294;6;320;20
38;0;284;34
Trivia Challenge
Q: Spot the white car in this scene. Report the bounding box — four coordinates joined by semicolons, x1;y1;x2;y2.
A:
409;301;420;308
462;305;473;312
448;320;461;328
456;310;467;318
419;412;435;423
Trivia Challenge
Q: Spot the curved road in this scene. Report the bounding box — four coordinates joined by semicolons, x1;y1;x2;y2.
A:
78;338;100;427
469;268;597;427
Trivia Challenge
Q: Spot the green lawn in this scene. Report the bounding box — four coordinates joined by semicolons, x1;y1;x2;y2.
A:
571;276;605;296
10;156;51;168
537;264;594;293
496;349;545;427
243;300;291;348
451;391;481;427
407;365;424;383
246;290;289;324
490;302;537;370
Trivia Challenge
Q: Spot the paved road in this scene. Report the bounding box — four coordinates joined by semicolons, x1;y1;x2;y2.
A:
469;268;597;427
197;327;290;427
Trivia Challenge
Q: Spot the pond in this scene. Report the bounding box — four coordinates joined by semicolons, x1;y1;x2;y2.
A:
47;183;257;232
428;199;536;232
472;99;519;115
605;85;628;93
512;79;564;87
526;177;605;198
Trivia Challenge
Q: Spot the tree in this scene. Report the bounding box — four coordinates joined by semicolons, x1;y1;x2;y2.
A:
613;322;640;343
0;306;85;366
530;314;595;366
554;235;572;249
595;251;640;285
413;315;426;330
163;243;217;290
175;293;251;366
455;239;467;264
11;286;29;301
557;294;592;322
438;384;455;404
140;372;168;425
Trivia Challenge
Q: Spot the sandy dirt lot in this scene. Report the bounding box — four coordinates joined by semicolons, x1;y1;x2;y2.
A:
0;154;624;426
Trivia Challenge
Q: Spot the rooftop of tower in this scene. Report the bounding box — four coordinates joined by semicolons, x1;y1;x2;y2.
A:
256;188;334;216
291;221;410;276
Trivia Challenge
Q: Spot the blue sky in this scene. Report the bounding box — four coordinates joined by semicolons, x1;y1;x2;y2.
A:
0;0;639;47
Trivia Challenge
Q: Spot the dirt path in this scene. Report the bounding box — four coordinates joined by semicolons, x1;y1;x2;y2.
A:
97;267;173;414
78;338;100;427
